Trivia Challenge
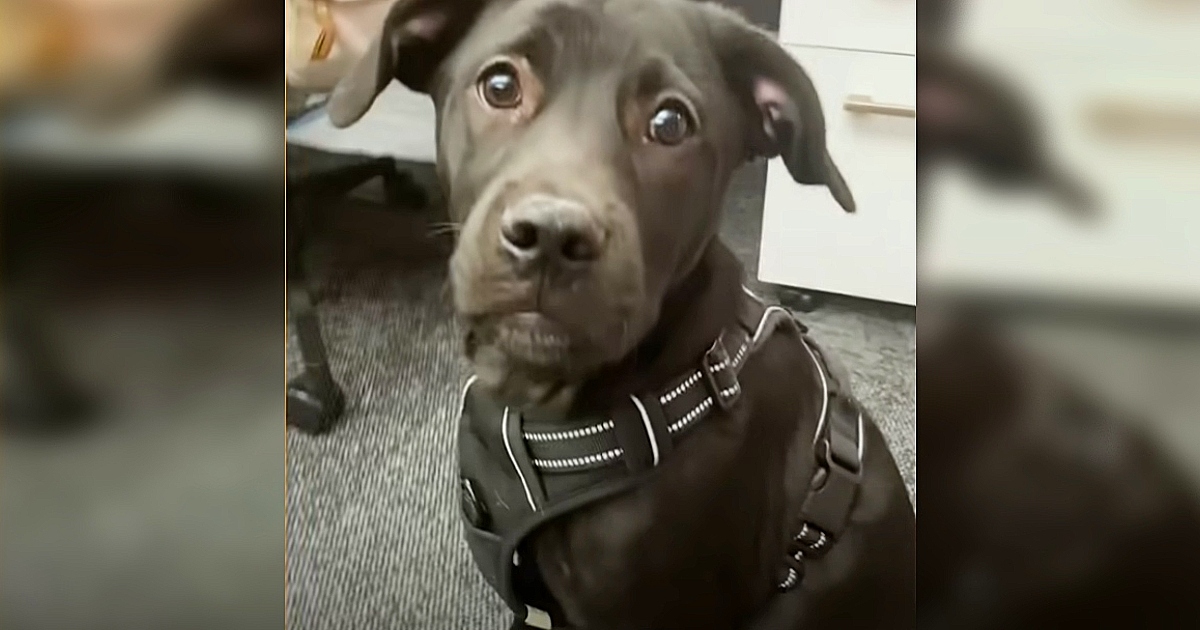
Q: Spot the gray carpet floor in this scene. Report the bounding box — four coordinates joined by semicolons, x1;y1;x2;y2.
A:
285;154;916;630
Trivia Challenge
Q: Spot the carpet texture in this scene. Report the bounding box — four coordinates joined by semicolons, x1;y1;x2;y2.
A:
285;153;915;630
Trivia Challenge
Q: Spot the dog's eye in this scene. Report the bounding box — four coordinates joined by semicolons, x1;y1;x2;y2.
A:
478;62;522;109
647;100;694;145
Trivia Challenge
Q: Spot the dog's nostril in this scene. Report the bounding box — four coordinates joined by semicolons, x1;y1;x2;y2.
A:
561;233;599;262
502;220;539;251
500;197;604;265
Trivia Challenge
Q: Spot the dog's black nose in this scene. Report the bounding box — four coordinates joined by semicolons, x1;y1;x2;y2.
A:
500;195;604;266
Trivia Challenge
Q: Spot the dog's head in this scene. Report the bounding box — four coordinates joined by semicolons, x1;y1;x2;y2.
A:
330;0;852;406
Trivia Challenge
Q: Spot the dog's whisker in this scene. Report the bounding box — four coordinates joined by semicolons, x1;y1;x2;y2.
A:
427;222;463;237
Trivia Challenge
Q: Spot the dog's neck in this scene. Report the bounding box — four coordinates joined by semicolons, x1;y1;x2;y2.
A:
570;239;745;415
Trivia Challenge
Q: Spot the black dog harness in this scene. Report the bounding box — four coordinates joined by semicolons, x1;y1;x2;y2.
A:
456;289;865;629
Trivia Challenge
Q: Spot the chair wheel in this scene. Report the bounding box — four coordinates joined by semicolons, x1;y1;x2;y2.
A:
287;373;345;434
778;287;822;313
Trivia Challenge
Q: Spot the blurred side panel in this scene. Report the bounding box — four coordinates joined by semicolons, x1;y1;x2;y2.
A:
919;0;1200;628
1;1;285;629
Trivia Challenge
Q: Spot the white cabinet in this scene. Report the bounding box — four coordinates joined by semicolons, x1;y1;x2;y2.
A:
758;3;916;305
780;0;915;55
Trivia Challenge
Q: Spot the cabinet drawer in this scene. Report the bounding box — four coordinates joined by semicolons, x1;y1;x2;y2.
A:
779;0;915;55
758;46;916;305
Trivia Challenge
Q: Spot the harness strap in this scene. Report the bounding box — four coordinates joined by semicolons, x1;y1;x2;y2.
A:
518;287;794;476
776;341;864;591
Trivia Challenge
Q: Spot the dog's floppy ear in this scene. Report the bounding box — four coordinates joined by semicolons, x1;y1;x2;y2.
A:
328;0;487;127
703;6;855;212
918;50;1095;216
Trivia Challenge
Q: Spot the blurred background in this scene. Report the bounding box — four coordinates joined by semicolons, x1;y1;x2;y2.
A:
1;1;284;629
919;0;1200;627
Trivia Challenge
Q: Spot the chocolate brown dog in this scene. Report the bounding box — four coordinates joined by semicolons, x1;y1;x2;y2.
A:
329;0;915;627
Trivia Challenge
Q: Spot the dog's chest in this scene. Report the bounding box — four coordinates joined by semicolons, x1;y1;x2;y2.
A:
452;297;839;629
532;424;764;626
530;352;815;628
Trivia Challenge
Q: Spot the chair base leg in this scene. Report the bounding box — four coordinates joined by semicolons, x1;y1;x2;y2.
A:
1;306;97;436
285;154;431;435
286;277;345;434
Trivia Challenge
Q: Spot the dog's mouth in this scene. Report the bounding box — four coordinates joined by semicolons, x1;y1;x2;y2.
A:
465;311;586;373
486;312;573;366
465;311;588;408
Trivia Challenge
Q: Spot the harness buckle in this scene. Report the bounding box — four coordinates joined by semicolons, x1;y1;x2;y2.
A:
701;337;741;411
781;395;864;591
820;396;864;478
799;406;863;540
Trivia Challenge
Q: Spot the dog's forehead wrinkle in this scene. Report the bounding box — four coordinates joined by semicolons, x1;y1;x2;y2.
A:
474;0;611;56
479;0;689;65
